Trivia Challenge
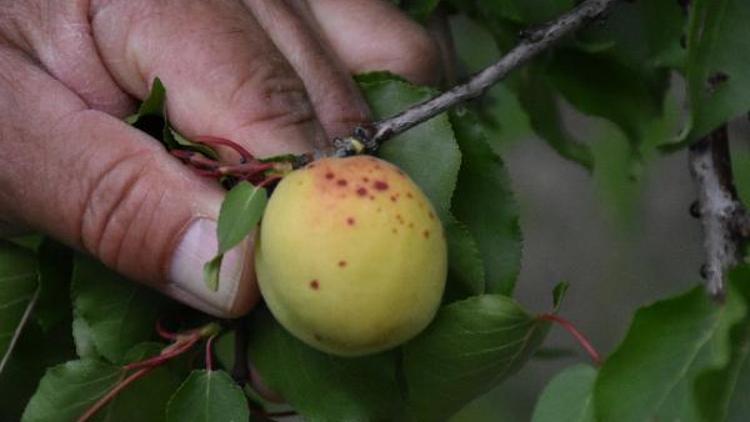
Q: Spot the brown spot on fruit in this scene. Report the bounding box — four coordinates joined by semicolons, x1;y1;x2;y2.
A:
423;230;430;238
428;212;435;220
408;223;414;228
392;228;398;234
406;192;413;198
310;280;320;290
357;187;368;196
374;181;389;191
338;260;347;268
337;179;348;187
347;217;355;226
314;333;323;341
362;177;370;182
390;195;397;202
325;172;334;180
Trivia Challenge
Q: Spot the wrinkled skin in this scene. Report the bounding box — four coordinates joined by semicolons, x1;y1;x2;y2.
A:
0;0;441;317
256;156;447;356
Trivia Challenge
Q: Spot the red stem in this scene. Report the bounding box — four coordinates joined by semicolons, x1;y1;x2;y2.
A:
194;135;254;163
205;335;216;371
538;313;602;366
77;367;154;422
155;319;179;341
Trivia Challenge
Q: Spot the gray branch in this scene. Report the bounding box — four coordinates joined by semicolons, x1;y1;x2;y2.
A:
345;0;617;152
689;126;746;301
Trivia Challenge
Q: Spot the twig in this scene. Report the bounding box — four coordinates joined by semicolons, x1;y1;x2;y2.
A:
335;0;617;155
77;367;155;422
689;125;747;301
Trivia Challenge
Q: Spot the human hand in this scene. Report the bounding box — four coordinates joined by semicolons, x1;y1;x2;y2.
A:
0;0;440;317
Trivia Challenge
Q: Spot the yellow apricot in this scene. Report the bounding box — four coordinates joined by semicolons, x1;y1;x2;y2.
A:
255;156;447;356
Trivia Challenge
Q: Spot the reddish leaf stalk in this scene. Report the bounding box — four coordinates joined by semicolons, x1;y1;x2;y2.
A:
205;335;216;372
538;313;602;366
194;135;254;163
77;367;155;422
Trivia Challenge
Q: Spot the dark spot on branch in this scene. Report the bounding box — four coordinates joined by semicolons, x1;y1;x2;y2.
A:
689;200;701;218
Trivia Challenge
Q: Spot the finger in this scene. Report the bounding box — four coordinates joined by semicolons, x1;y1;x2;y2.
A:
0;45;256;318
0;0;135;116
90;0;329;157
243;0;370;138
306;0;442;86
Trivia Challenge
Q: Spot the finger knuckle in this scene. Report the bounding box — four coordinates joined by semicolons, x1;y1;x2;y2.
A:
78;144;162;272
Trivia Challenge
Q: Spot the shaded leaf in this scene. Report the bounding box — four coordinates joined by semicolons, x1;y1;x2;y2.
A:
443;217;486;299
404;0;440;22
594;285;745;422
576;0;686;70
515;69;593;170
0;320;76;421
532;364;596;422
72;254;167;363
450;109;521;295
0;240;39;373
402;295;550;420
546;48;667;146
248;309;404;421
72;313;99;359
683;0;750;142
357;73;461;220
22;360;122;422
34;238;72;331
166;370;249;422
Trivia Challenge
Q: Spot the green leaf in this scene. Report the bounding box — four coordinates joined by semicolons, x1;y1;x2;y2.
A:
203;182;267;290
515;69;593;170
450;109;522;295
22;360;122;422
0;320;76;421
404;0;440;22
166;370;249;422
471;0;574;24
694;267;750;421
72;254;167;363
0;240;39;373
576;0;686;70
594;284;745;422
127;78;217;158
202;255;223;292
248;309;405;421
216;182;267;254
546;48;668;147
443;217;486;298
683;0;750;142
402;295;550;420
532;364;596;422
357;73;461;220
34;238;72;331
23;348;181;422
72;313;99;359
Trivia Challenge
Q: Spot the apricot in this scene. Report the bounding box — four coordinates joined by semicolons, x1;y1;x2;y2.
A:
254;156;447;356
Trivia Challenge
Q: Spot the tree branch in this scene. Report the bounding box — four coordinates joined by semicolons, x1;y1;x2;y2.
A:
334;0;617;156
689;126;747;301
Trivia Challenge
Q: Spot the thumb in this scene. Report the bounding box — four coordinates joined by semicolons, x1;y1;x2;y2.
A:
0;46;255;317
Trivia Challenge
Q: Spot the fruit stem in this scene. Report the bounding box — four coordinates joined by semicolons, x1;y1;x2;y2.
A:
538;313;602;366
